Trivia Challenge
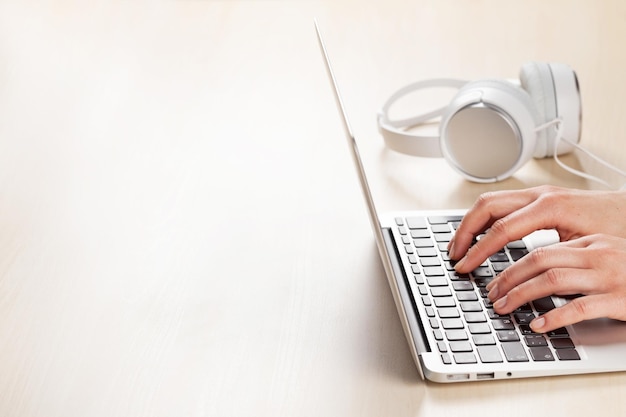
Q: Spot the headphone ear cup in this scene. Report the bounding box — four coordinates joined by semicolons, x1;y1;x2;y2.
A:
440;79;541;182
520;61;582;158
520;62;557;158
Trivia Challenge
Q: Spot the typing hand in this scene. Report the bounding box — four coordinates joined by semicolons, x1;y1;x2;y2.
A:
448;185;626;332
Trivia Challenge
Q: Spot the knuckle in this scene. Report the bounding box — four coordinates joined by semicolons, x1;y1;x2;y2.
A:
568;297;590;319
475;192;496;211
528;246;549;267
543;267;563;288
506;285;522;302
489;218;511;241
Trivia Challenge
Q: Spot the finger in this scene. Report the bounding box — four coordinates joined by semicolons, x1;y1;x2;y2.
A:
529;294;618;333
449;189;540;260
491;267;601;316
486;242;595;300
454;195;564;273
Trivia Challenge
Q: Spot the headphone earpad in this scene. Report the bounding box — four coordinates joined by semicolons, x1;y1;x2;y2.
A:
440;79;541;182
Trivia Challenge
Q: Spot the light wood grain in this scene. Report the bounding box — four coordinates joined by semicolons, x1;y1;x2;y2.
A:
0;1;624;416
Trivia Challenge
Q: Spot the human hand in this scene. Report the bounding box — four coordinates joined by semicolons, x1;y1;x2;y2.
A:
482;234;626;332
447;185;626;332
448;185;626;273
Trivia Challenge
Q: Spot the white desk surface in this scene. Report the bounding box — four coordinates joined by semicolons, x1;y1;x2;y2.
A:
1;1;625;416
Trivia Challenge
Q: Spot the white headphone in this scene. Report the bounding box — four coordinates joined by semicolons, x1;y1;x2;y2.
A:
377;62;582;182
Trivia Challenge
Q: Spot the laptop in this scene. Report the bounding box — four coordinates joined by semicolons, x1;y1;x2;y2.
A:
315;21;626;383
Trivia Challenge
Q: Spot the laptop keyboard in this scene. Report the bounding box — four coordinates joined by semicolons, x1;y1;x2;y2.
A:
394;215;581;365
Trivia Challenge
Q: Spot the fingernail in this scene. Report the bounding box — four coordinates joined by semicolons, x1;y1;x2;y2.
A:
454;257;465;271
487;284;499;300
493;295;507;311
448;241;456;259
530;316;546;332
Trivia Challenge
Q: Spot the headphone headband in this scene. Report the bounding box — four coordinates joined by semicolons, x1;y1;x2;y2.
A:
377;79;467;158
377;62;583;182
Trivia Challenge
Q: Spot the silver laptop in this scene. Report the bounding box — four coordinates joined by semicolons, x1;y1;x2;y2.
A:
315;22;626;383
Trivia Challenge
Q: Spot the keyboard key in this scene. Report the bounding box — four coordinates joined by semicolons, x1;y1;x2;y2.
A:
445;330;469;341
518;325;537;335
456;292;478;302
533;297;556;312
434;297;456;308
555;349;580;361
454;352;478;364
414;238;435;248
472;267;493;278
410;229;431;239
551;337;575;349
496;330;520;342
460;302;482;312
486;308;510;319
431;224;451;233
427;277;448;287
489;252;509;262
464;312;487;323
449;272;470;281
514;312;536;324
443;261;456;271
441;319;464;329
433;329;444;340
430;287;452;297
524;334;548;347
452;281;474;291
468;323;491;334
548;327;569;337
477;346;503;363
438;307;461;318
417;247;438;257
442;353;452;364
474;277;493;288
437;341;448;352
429;318;439;329
435;232;453;242
501;342;529;362
449;341;473;352
424;267;445;277
529;346;555;361
509;249;528;261
406;217;427;229
473;334;496;345
492;318;515;330
516;304;533;314
491;261;511;272
420;257;441;267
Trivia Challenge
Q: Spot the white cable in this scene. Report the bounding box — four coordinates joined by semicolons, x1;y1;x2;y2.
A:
535;119;626;189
